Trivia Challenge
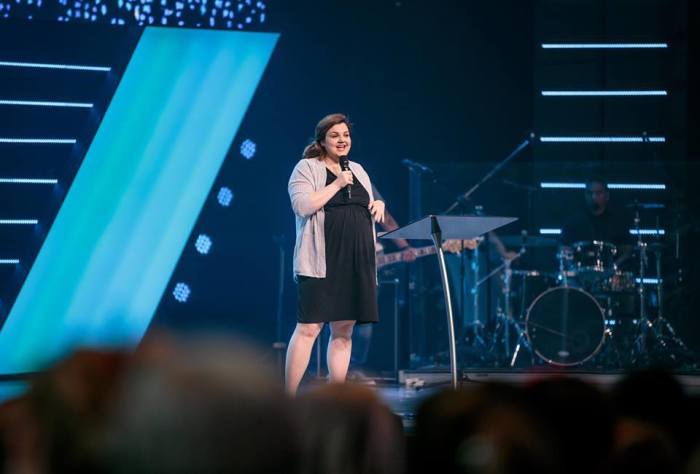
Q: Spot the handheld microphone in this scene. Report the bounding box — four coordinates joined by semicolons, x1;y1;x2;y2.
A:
339;156;351;200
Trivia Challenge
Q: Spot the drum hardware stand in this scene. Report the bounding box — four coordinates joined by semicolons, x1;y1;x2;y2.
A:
597;304;623;368
650;217;689;353
631;207;661;363
556;246;572;288
630;207;689;364
502;259;534;367
646;239;689;355
484;248;533;366
601;327;623;368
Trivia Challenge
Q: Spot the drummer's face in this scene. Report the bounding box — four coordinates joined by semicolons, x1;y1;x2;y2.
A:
585;182;609;214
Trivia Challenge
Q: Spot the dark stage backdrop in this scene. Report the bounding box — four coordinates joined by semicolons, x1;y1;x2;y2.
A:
152;0;536;346
0;0;693;370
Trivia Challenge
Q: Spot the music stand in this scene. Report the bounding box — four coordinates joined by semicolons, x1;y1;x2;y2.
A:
381;214;517;388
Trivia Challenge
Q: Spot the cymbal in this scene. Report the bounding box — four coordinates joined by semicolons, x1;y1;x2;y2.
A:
625;202;665;210
500;235;559;247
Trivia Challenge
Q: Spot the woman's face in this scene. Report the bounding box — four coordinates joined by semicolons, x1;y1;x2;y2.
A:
322;122;351;160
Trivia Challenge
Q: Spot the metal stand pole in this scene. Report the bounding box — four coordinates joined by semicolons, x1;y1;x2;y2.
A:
637;211;647;324
655;245;663;320
430;216;458;389
272;235;288;378
469;205;487;350
316;335;322;378
503;259;512;357
633;208;654;360
443;137;532;215
652;240;688;351
408;166;426;362
392;278;400;381
472;240;481;343
632;207;666;360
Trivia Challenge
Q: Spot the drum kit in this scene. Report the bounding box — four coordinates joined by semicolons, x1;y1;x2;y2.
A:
479;204;690;369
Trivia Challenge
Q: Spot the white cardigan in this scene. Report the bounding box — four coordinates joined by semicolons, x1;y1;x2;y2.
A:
288;157;377;279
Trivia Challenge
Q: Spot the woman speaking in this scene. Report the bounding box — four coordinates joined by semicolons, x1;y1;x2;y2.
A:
286;113;385;395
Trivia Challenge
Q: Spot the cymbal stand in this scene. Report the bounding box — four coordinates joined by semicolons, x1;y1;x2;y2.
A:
632;206;656;362
487;249;532;366
630;208;682;363
505;263;534;366
649;227;689;353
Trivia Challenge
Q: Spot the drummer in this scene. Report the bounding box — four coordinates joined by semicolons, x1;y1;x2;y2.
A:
561;179;631;247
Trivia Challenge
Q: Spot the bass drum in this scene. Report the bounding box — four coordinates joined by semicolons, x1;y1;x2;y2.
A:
510;270;556;319
526;287;606;366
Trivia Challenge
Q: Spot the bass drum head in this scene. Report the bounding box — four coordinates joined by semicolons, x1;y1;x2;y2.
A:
526;287;605;366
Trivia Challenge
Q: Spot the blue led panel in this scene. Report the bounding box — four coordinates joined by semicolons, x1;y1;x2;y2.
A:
0;27;278;374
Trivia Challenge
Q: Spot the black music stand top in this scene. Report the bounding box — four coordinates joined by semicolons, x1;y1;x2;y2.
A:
380;215;517;241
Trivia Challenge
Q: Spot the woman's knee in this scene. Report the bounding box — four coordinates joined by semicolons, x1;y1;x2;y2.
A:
295;322;323;340
330;320;355;339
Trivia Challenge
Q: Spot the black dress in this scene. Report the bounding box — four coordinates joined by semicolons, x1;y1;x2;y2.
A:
297;169;379;324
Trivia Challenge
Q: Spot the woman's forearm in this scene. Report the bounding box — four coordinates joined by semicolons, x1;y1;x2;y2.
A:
297;181;343;216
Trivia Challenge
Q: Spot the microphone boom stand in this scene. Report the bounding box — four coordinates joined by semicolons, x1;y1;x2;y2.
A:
442;136;533;367
443;137;532;215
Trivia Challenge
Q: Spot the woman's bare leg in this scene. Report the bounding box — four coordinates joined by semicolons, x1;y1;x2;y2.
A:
327;320;355;383
285;322;324;395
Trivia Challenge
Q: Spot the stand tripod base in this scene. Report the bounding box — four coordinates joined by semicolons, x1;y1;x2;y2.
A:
489;312;534;368
631;315;695;367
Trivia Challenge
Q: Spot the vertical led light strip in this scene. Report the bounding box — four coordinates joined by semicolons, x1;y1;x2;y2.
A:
0;27;278;374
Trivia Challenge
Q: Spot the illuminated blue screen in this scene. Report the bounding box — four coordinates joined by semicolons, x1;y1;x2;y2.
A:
0;27;278;375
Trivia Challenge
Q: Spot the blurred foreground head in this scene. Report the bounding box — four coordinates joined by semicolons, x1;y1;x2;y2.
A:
0;333;299;474
107;333;300;474
296;383;405;474
0;349;130;474
413;383;555;474
525;377;615;474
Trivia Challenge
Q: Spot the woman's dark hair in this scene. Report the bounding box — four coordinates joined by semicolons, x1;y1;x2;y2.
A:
302;113;352;159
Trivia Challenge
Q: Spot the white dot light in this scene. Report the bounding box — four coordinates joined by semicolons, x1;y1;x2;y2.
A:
217;186;233;207
240;138;256;160
173;282;190;302
195;234;212;254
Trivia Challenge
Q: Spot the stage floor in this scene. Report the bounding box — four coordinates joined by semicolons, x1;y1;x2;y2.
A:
366;372;700;432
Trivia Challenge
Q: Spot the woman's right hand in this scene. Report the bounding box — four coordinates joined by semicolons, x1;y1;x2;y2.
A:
334;170;354;189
